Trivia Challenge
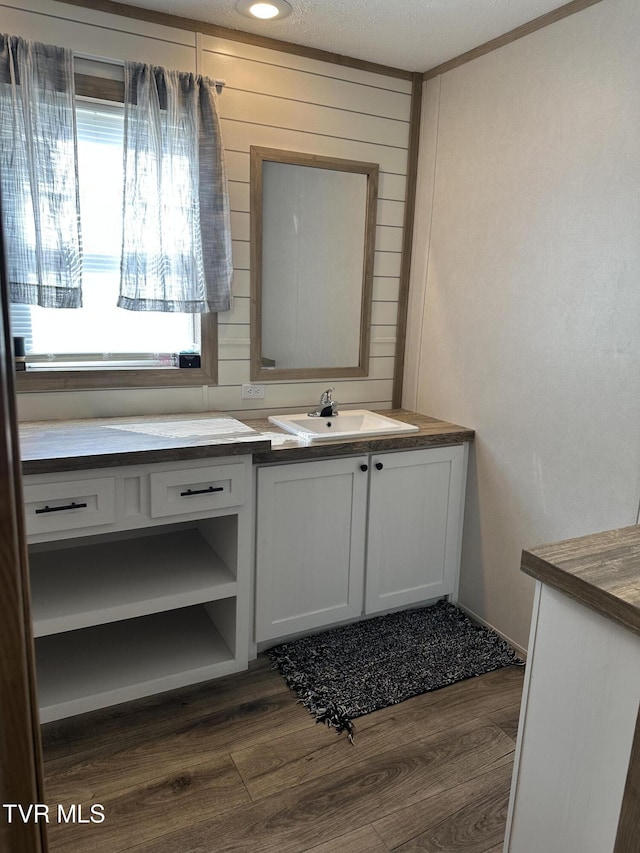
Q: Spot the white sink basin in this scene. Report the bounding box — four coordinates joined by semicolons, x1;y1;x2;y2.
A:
268;410;420;441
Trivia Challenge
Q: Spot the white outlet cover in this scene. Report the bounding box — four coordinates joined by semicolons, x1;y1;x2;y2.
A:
241;384;265;399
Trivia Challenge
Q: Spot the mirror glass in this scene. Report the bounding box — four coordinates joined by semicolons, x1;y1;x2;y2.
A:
250;147;379;381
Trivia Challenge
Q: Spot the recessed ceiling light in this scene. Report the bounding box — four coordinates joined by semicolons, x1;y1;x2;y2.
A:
235;0;292;21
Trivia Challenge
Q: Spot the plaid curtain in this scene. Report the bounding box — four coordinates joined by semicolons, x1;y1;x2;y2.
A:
0;34;82;308
119;62;232;313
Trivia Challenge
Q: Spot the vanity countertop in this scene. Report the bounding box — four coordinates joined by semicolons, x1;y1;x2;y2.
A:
522;524;640;638
244;409;474;464
19;412;272;475
19;409;474;475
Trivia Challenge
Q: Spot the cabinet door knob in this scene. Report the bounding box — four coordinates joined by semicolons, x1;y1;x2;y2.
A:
360;464;368;472
375;462;384;471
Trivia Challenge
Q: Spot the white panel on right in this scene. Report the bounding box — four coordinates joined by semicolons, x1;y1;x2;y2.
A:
507;585;640;852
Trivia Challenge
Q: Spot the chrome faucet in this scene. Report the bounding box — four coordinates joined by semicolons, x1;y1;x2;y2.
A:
308;387;339;418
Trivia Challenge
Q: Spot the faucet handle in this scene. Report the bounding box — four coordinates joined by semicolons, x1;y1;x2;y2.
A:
320;387;335;404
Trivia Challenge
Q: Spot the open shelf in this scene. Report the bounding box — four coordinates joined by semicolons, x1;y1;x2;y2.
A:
25;456;252;723
35;603;238;723
30;528;236;637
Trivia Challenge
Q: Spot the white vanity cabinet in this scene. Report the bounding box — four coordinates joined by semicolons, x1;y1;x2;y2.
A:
365;445;467;614
255;456;369;642
255;444;468;643
23;455;253;723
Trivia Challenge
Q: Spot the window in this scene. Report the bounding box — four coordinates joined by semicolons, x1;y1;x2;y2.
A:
12;87;218;391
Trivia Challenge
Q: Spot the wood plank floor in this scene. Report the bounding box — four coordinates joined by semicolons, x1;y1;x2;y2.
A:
42;658;524;853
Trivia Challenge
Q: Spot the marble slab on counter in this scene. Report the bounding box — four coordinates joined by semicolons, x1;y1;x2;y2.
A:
19;413;271;475
522;524;640;638
244;409;474;464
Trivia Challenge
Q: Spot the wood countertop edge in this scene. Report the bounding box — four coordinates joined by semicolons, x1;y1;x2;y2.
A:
20;440;272;476
521;548;640;639
251;428;474;465
19;410;474;475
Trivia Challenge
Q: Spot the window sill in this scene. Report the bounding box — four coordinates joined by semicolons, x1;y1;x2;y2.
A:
15;366;217;393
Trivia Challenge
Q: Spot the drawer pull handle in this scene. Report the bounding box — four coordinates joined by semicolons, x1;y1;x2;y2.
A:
180;486;224;497
35;501;88;514
375;462;384;471
360;464;368;472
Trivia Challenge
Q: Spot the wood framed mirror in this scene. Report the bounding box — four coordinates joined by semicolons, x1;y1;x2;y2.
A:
250;146;379;382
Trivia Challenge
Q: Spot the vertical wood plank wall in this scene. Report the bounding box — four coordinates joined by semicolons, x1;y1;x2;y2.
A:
2;0;412;422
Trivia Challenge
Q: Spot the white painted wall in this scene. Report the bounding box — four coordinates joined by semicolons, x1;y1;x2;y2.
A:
2;0;411;421
405;0;640;650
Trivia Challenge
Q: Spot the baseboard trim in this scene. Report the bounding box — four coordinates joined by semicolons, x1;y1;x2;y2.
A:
457;603;528;659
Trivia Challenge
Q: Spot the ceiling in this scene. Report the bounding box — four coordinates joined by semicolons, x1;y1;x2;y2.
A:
112;0;575;72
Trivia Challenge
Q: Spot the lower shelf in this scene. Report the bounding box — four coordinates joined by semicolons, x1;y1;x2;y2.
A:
36;602;241;723
30;526;237;637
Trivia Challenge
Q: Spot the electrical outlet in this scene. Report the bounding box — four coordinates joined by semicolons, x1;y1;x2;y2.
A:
241;383;265;400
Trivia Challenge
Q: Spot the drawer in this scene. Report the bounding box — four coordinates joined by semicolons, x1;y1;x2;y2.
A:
24;478;116;538
149;463;245;519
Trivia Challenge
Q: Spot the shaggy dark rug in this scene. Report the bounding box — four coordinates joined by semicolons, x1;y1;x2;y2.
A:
267;600;523;741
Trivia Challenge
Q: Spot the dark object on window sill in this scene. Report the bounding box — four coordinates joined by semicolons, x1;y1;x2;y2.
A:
13;336;26;371
179;353;201;369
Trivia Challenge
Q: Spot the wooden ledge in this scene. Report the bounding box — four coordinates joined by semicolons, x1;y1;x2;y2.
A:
522;525;640;638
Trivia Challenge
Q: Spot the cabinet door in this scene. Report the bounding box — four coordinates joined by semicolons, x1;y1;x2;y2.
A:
365;445;467;614
255;456;368;642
